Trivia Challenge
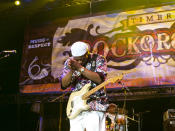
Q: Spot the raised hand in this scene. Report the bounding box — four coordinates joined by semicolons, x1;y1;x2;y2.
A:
70;59;82;71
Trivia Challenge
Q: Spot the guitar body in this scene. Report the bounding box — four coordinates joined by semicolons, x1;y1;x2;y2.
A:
66;83;91;119
66;75;123;119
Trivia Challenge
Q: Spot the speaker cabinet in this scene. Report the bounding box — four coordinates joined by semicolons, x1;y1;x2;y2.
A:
163;109;175;131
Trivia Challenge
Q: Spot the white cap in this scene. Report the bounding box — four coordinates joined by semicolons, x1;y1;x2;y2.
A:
71;41;88;57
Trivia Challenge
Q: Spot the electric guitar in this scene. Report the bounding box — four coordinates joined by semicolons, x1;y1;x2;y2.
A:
66;74;123;119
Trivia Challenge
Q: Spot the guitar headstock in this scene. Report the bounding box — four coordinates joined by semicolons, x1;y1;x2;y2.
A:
106;73;124;84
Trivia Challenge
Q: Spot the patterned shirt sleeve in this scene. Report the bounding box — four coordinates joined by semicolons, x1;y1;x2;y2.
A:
95;55;107;81
59;59;71;82
59;58;80;88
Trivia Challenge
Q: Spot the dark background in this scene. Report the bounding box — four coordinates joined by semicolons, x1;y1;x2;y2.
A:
1;0;175;131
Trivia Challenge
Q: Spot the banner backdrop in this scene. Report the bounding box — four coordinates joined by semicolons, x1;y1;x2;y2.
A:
20;4;175;93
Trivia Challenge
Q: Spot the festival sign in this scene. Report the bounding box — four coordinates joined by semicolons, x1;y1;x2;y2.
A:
19;4;175;93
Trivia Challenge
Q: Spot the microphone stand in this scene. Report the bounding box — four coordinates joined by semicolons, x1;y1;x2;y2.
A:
0;52;10;60
119;81;129;131
138;112;141;131
0;50;16;60
50;91;69;102
118;81;145;131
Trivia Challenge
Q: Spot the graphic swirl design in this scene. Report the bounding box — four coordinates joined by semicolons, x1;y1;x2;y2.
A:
28;56;50;80
57;21;175;69
19;56;52;86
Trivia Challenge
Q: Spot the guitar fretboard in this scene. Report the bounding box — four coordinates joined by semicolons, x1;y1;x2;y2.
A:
82;81;108;100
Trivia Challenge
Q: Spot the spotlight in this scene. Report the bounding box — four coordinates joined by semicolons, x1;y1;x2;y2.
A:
14;0;21;6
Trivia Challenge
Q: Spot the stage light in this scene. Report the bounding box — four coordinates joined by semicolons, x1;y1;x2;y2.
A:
14;0;21;6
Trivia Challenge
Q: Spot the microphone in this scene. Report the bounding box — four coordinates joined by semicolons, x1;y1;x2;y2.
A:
121;86;130;92
119;81;130;91
3;50;17;53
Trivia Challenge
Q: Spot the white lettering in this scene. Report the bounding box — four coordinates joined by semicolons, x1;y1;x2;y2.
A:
157;33;170;50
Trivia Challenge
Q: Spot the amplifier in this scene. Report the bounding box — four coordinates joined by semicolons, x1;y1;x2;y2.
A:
164;109;175;121
163;109;175;131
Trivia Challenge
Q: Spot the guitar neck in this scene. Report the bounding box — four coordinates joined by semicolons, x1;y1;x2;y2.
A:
82;81;108;99
82;75;123;100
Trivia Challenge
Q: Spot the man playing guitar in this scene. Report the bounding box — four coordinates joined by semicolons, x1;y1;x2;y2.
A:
59;41;108;131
